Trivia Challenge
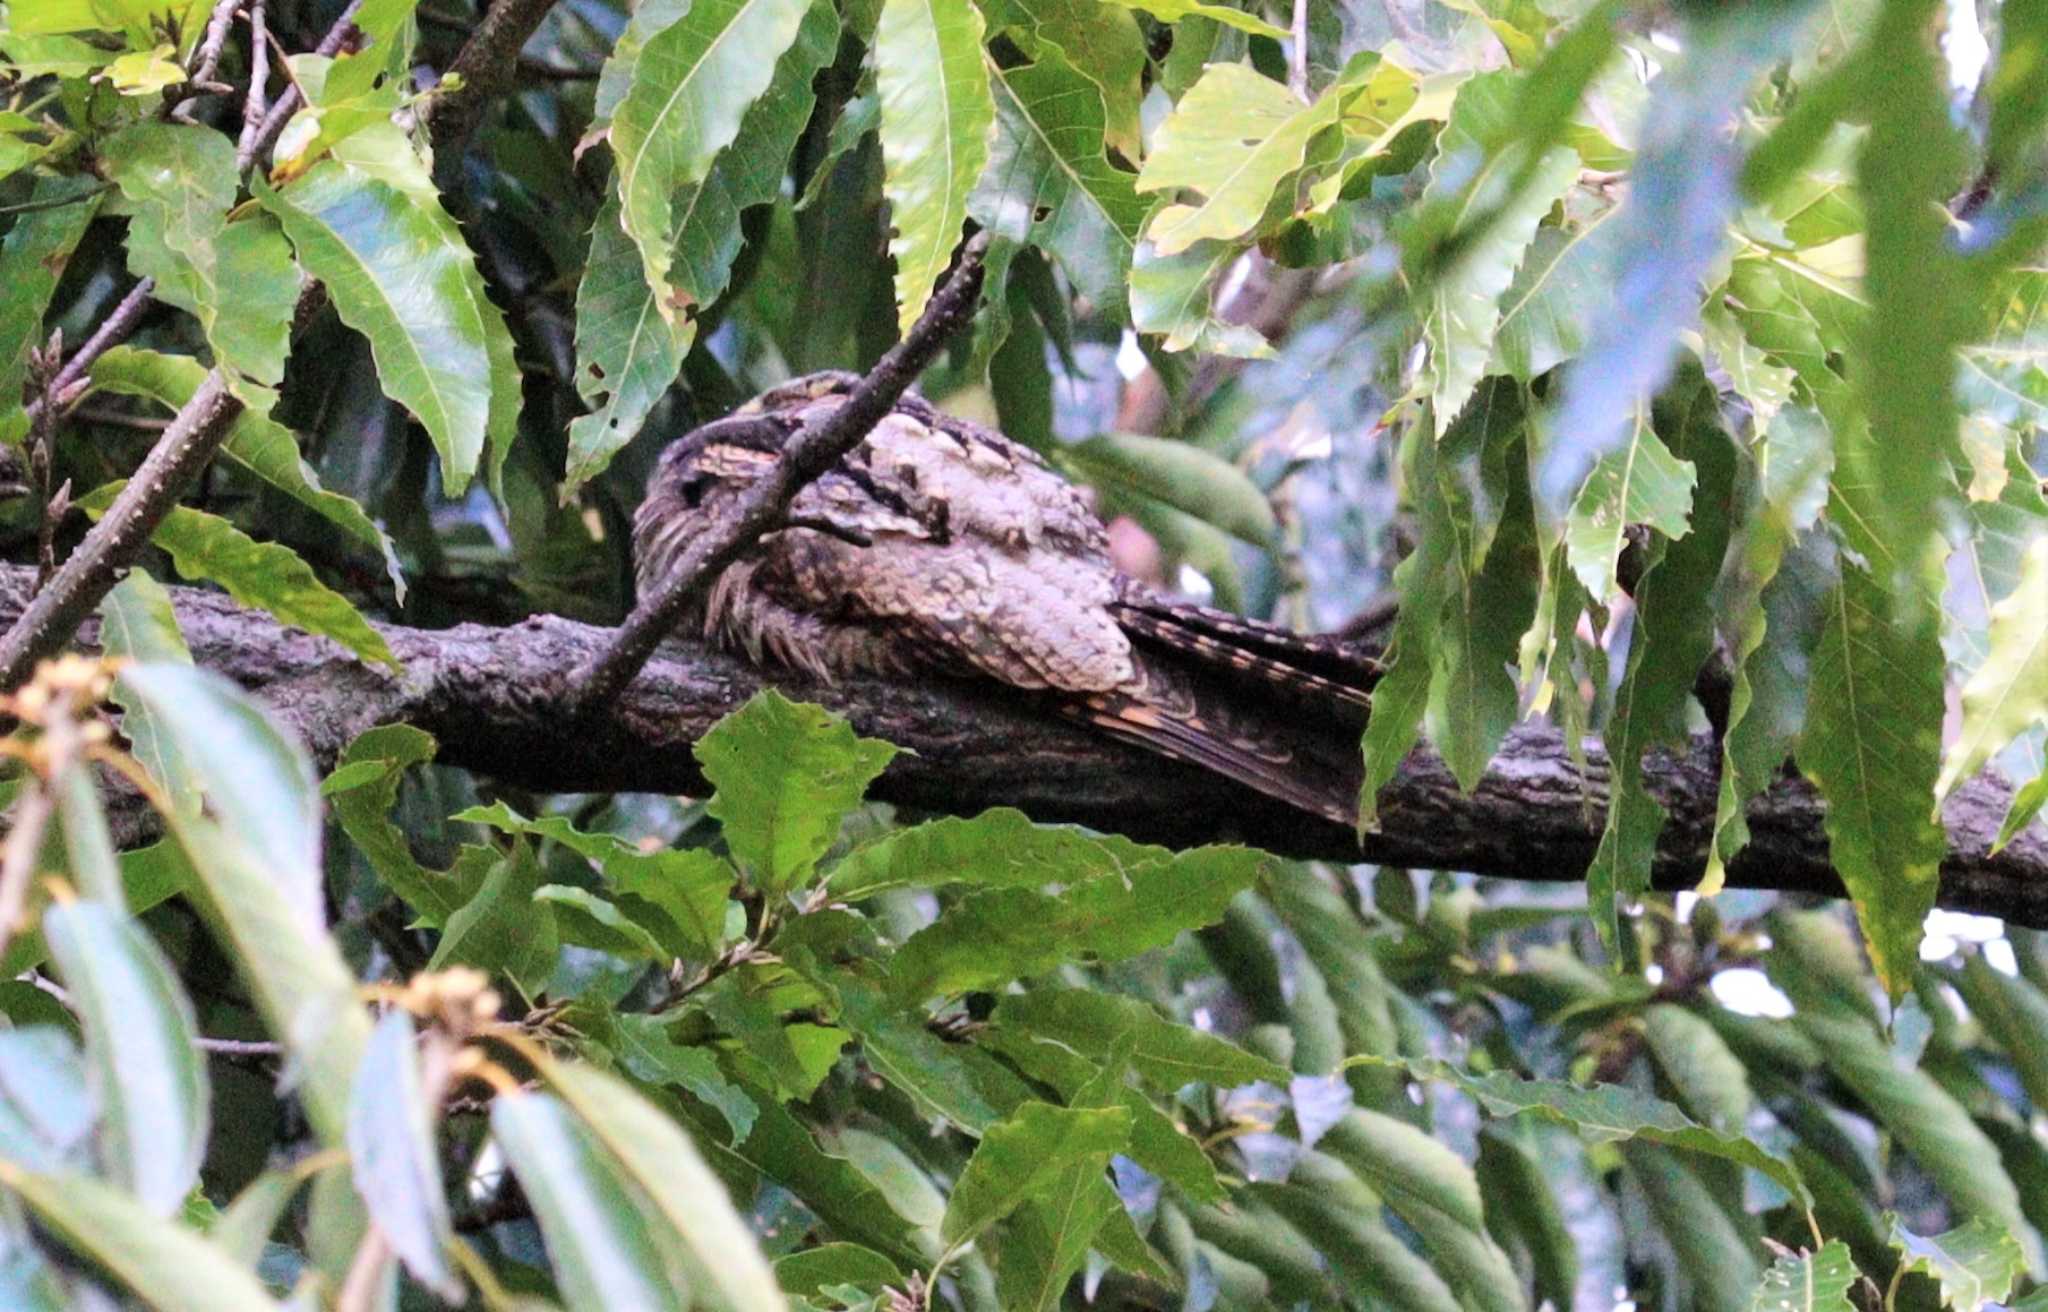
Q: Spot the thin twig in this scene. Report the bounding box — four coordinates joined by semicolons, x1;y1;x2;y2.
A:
567;231;994;713
239;0;364;172
23;280;156;435
235;0;270;163
172;0;244;121
195;1036;285;1055
0;373;245;691
0;185;114;218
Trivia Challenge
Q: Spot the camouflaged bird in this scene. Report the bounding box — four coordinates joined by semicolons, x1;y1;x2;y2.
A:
633;371;1379;824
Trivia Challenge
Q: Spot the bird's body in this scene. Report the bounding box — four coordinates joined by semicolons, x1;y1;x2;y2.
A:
634;372;1376;824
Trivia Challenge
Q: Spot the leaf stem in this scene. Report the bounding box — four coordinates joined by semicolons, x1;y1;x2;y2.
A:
565;229;993;714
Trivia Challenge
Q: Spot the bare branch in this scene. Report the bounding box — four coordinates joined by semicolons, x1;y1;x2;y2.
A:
235;0;271;163
0;373;244;690
567;230;995;713
9;567;2041;927
425;0;564;188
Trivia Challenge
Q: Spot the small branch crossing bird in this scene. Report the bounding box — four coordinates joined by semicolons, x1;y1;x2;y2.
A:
634;372;1379;824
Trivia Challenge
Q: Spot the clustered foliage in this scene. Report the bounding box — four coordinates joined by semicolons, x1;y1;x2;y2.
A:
1;0;2047;1308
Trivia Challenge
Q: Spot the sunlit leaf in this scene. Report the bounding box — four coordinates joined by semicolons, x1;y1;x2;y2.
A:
696;690;897;897
257;159;516;496
609;0;811;327
1936;537;2048;801
875;0;993;330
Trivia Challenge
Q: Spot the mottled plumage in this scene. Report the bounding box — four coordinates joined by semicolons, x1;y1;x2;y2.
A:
634;371;1378;824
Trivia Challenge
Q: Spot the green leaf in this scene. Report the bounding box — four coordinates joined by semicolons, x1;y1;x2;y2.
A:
1262;1149;1464;1312
889;845;1266;999
1536;4;1802;520
874;0;994;330
541;1060;790;1312
256;159;516;496
776;1244;902;1296
1797;558;1948;999
212;1170;305;1270
0;1167;284;1312
77;484;398;671
324;724;453;922
1850;0;1970;597
0;173;101;445
1997;768;2048;852
1318;1109;1524;1312
428;840;561;1000
1561;399;1698;602
1622;1140;1762;1312
1745;1240;1855;1312
1486;203;1611;384
829;807;1164;899
1135;62;1334;257
993;988;1287;1091
1886;1215;2025;1310
609;0;810;328
89;347;405;598
967;42;1146;316
42;901;207;1216
113;663;322;915
0;1029;92;1173
1584;376;1731;944
567;0;838;491
976;0;1144;156
1056;433;1275;545
490;1093;693;1312
536;885;669;960
1340;1054;1813;1210
1641;1005;1753;1135
695;691;898;897
1099;0;1285;40
1129;237;1270;357
1420;70;1582;432
1950;953;2048;1120
608;1013;760;1144
347;1011;459;1299
101;123;298;386
940;1101;1131;1248
1937;537;2048;800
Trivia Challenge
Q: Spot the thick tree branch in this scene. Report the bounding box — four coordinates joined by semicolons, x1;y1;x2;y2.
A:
567;231;994;712
13;567;2043;929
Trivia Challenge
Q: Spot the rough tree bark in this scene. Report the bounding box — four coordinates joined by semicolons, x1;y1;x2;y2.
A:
11;566;2042;928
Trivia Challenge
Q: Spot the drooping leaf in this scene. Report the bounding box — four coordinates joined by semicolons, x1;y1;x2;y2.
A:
77;484;398;670
42;901;208;1216
0;173;101;444
324;724;452;922
695;690;897;897
608;0;812;327
567;0;838;491
0;1166;284;1312
874;0;994;331
829;807;1165;899
1340;1054;1813;1210
88;347;405;598
257;159;516;495
968;42;1146;316
1128;237;1270;357
1561;399;1697;603
101;122;298;386
1937;537;2048;801
490;1093;693;1312
1849;0;1970;599
1420;69;1581;432
1057;433;1275;545
542;1060;789;1311
346;1010;459;1299
993;988;1288;1090
1797;556;1948;999
1537;3;1809;519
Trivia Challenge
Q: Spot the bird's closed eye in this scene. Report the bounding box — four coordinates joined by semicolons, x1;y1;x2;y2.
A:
681;475;709;509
